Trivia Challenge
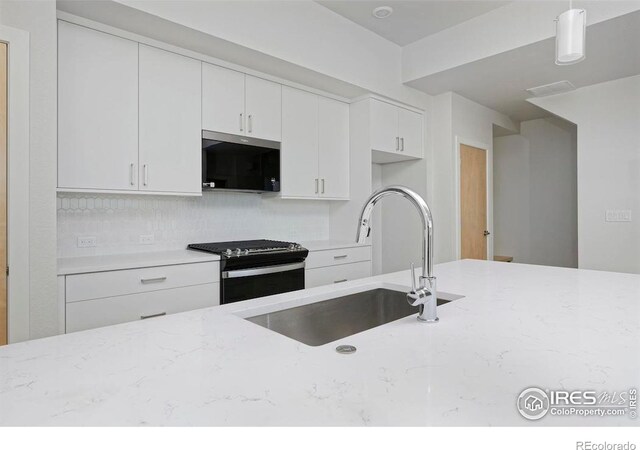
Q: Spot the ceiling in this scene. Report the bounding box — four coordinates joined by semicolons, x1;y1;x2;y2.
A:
406;10;640;121
316;0;510;46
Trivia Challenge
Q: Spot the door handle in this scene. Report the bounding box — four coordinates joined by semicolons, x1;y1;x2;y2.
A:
315;178;319;194
248;114;253;133
333;254;348;260
130;163;135;186
239;113;244;132
400;137;404;151
321;178;325;194
143;164;148;186
333;279;348;284
484;230;491;237
396;136;400;151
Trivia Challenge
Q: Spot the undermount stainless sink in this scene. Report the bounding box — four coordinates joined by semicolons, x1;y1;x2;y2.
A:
245;288;455;346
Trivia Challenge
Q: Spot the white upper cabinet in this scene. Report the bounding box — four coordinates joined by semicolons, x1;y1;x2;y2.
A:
369;98;424;163
58;22;139;191
281;86;319;198
282;86;349;200
202;64;282;141
370;99;399;154
201;63;245;136
245;75;282;141
318;97;349;199
139;45;201;194
398;107;423;159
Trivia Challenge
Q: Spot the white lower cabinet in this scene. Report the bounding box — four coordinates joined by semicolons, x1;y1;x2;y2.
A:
66;283;219;333
306;261;371;288
62;261;220;333
304;245;372;288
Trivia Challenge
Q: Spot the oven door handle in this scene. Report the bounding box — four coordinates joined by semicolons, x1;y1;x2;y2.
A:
222;262;305;279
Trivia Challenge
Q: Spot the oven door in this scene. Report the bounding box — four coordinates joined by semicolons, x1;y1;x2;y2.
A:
221;262;305;304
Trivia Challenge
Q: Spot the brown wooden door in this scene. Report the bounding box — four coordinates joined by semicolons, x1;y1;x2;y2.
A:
0;43;7;345
460;144;488;260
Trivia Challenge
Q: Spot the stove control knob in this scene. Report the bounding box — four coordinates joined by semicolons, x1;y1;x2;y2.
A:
288;243;296;251
224;249;233;257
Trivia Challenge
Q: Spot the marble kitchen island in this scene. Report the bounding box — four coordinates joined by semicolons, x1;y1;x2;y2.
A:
0;260;638;426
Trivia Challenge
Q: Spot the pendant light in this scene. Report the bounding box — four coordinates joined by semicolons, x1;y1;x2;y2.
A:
555;1;586;65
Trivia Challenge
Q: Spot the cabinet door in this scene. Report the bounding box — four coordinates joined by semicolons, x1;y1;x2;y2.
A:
245;75;281;141
202;63;245;135
318;97;349;199
370;99;399;154
58;22;138;190
139;45;201;194
398;108;423;158
281;87;319;198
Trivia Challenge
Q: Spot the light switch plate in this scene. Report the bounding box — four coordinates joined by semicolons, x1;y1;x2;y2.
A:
139;234;154;245
605;210;632;222
77;236;97;248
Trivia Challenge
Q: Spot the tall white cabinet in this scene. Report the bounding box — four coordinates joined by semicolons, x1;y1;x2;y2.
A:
58;21;139;191
138;45;201;194
281;86;349;200
202;63;281;141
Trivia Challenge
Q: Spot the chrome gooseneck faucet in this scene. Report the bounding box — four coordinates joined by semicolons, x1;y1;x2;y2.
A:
356;185;438;323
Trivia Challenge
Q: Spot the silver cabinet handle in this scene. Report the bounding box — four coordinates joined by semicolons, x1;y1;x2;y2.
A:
140;312;166;320
143;164;148;186
239;113;244;132
248;114;253;133
333;279;348;284
400;137;405;151
321;178;325;194
396;136;400;151
333;254;348;260
140;276;167;284
315;178;319;194
130;163;135;186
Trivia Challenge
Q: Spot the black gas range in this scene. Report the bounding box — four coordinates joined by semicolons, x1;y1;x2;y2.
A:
188;239;308;304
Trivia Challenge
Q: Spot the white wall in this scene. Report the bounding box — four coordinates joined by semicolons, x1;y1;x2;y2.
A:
115;0;425;106
494;118;578;268
493;135;531;263
432;92;518;263
0;0;58;339
530;75;640;274
57;193;330;258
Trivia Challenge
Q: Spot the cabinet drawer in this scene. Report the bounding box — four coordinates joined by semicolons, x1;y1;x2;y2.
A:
66;262;220;303
305;246;371;269
305;261;371;288
66;283;220;333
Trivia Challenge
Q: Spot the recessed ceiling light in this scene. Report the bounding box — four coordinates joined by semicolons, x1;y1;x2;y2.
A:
372;6;393;19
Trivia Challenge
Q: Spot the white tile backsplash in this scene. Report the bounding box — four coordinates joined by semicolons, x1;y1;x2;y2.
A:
57;192;330;257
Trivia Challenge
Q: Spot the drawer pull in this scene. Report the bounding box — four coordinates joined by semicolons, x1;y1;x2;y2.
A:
333;255;348;260
140;312;167;320
333;279;348;284
140;276;167;284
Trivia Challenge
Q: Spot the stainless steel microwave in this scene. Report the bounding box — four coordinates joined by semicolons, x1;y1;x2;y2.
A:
201;130;281;193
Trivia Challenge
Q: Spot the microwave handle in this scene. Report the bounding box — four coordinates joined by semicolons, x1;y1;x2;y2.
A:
222;262;305;279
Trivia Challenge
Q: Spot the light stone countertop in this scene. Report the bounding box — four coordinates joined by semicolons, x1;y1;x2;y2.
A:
3;260;639;426
57;250;221;275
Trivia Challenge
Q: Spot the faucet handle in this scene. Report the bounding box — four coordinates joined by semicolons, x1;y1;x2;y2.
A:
410;262;417;293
